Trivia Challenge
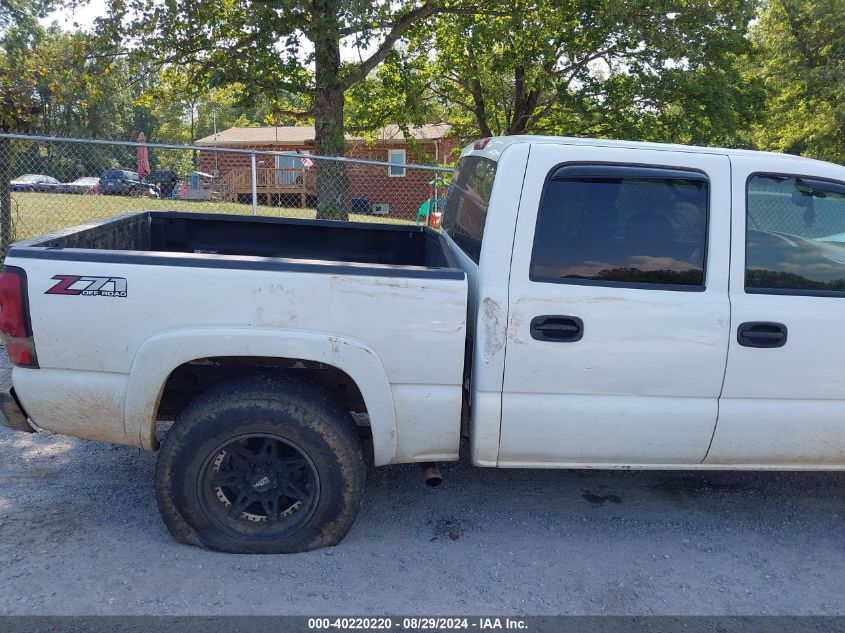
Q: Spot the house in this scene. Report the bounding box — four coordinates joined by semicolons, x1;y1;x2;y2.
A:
194;124;459;218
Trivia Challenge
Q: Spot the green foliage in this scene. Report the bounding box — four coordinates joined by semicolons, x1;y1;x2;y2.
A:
3;0;845;172
318;200;344;220
751;0;845;163
94;0;487;157
366;0;763;147
1;22;151;139
0;57;39;131
0;0;53;32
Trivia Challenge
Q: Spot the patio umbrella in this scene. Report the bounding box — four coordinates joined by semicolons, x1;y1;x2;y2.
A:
136;133;151;178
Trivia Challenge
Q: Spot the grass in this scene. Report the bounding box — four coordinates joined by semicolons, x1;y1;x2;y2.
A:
10;192;413;241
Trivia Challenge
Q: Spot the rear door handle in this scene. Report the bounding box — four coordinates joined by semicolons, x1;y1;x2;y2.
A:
530;315;583;342
737;322;787;348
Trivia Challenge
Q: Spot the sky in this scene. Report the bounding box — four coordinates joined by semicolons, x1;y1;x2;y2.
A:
41;0;107;30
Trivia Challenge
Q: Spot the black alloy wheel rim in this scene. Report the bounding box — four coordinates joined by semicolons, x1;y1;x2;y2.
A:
198;433;320;540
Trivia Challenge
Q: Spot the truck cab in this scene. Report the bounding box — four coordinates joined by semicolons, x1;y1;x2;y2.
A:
444;136;845;469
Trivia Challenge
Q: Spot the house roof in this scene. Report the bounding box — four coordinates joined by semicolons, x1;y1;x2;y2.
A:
195;123;452;147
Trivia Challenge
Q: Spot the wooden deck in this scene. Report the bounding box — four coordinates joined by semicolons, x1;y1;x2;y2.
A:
220;167;316;207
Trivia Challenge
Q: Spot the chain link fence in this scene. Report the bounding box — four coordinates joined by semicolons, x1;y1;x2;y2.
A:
0;133;454;254
748;180;845;239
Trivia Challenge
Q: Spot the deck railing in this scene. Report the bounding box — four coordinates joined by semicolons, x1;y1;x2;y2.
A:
220;167;317;207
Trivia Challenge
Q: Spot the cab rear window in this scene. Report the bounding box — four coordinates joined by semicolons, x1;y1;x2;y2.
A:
746;174;845;294
442;156;497;263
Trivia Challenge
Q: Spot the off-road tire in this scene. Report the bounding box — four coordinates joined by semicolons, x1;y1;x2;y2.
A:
154;374;366;554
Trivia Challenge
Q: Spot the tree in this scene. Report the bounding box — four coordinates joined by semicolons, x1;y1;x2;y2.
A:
370;0;761;146
0;55;40;250
96;0;485;218
0;4;47;251
752;0;845;163
0;0;53;32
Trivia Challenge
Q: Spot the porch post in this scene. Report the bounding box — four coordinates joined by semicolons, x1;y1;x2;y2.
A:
250;152;258;215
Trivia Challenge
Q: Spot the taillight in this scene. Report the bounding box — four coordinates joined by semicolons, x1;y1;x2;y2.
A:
473;137;492;150
0;267;38;368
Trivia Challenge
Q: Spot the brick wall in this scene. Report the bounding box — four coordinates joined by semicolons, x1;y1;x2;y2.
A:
199;138;461;220
199;144;305;177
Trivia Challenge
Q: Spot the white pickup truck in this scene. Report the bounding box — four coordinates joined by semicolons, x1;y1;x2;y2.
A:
2;135;845;553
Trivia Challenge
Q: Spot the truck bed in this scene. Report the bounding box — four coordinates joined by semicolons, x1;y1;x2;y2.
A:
12;211;460;275
7;210;468;464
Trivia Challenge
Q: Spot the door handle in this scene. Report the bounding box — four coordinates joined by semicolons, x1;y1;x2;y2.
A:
530;315;583;342
737;322;788;348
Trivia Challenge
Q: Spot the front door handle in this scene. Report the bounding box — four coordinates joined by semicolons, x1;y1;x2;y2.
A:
737;322;788;348
530;315;583;342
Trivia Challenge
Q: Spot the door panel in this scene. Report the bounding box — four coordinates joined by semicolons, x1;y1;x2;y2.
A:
707;157;845;465
499;144;731;466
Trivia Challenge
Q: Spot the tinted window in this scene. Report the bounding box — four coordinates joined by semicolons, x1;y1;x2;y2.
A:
442;156;497;263
530;165;708;288
102;170;122;178
746;174;845;293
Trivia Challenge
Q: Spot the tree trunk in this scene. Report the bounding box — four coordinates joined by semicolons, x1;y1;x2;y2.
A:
508;65;541;135
470;77;494;138
466;43;493;138
312;0;348;220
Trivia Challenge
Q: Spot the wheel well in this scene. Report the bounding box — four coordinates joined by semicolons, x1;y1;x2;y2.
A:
155;356;370;437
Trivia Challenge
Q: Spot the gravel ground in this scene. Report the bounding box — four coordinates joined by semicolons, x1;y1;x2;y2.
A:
1;424;845;616
2;350;845;616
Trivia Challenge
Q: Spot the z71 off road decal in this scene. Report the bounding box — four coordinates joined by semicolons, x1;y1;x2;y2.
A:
46;275;127;297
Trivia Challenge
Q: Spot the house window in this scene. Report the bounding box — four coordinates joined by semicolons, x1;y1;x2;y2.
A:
388;149;406;177
275;151;310;186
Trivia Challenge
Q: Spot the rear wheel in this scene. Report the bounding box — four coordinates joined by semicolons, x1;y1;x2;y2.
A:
155;374;366;553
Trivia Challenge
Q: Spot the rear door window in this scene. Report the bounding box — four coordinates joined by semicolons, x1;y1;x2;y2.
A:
442;156;498;263
530;165;709;289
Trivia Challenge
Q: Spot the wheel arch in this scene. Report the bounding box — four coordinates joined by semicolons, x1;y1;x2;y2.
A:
125;328;398;465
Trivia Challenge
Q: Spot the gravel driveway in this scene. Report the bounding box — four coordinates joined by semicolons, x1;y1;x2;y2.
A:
1;342;844;616
1;421;845;615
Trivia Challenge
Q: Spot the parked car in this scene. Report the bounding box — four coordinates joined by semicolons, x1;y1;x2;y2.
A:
5;135;845;554
9;174;60;192
99;169;158;197
55;177;101;195
151;169;178;199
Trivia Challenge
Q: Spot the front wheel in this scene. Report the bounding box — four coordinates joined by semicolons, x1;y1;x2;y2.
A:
154;374;366;553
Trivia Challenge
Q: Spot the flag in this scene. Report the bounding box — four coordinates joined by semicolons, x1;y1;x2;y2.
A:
296;149;314;168
136;133;151;178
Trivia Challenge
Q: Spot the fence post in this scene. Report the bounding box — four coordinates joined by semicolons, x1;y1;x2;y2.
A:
0;136;12;255
250;152;258;216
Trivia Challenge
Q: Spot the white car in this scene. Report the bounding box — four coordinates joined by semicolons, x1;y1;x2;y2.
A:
2;135;845;553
